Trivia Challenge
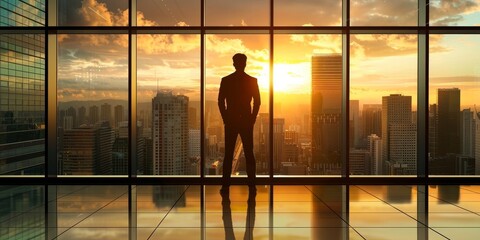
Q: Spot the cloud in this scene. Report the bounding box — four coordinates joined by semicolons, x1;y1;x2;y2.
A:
76;0;128;26
430;0;480;26
289;35;342;54
350;0;419;26
275;0;342;26
137;34;199;54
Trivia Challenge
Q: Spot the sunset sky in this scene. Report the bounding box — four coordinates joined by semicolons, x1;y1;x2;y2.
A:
57;0;480;110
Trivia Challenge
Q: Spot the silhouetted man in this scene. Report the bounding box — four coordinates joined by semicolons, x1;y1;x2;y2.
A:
218;53;261;192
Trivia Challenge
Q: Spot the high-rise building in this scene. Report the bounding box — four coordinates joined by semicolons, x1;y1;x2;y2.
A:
62;122;113;175
349;149;370;175
152;92;189;175
461;109;475;158
350;100;361;148
0;33;45;174
437;88;460;156
66;106;77;128
382;94;416;175
363;104;382;138
78;106;87;126
189;107;198;130
0;1;45;27
100;103;112;127
475;111;480;174
273;118;285;171
89;105;99;125
255;113;269;174
114;105;124;129
284;130;299;163
367;134;382;175
428;104;438;160
189;129;201;159
311;54;342;175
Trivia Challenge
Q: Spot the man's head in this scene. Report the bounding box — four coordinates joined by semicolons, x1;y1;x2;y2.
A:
232;53;247;72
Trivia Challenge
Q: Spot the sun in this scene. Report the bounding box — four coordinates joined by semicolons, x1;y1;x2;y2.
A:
255;62;311;94
274;63;311;94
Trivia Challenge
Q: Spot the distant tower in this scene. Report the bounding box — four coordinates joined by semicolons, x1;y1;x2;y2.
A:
437;88;460;156
89;105;99;125
382;94;416;175
100;103;112;127
284;130;299;163
367;134;382;175
66;106;77;128
78;106;87;126
362;104;382;138
114;105;124;129
428;104;438;159
311;54;342;174
273;118;285;171
152;92;189;175
474;110;480;174
461;109;475;158
349;100;361;148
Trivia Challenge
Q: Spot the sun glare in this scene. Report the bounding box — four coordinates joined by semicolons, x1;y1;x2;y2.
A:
256;62;311;94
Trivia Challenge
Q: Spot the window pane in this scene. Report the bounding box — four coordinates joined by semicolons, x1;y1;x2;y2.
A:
205;0;269;26
350;0;418;26
205;34;270;177
58;0;128;26
274;34;343;175
350;34;418;175
274;0;342;26
137;0;200;26
0;186;45;238
0;34;45;175
137;34;200;176
430;0;480;26
0;0;45;26
57;34;128;175
429;35;479;176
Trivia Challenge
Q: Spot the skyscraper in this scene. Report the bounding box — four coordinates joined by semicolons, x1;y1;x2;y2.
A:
0;31;45;174
66;106;77;128
100;103;112;127
62;122;113;175
362;104;382;138
382;94;416;175
114;105;124;129
273;118;285;171
349;149;370;175
350;100;361;148
89;105;99;125
461;109;475;158
311;54;342;174
78;106;87;126
437;88;461;156
367;134;382;175
428;104;438;160
152;92;189;175
475;111;480;174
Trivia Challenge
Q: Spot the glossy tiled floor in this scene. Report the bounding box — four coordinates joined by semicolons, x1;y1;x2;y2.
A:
1;185;480;239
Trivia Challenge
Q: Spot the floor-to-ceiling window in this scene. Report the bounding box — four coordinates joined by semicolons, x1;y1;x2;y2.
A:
1;0;480;239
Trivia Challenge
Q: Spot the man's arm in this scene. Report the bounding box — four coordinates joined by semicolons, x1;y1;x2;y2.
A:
251;78;261;123
218;78;227;124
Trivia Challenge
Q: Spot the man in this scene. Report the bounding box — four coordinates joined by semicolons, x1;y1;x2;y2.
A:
218;53;261;192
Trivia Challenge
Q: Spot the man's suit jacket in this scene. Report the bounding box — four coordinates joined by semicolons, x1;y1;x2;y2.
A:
218;71;261;126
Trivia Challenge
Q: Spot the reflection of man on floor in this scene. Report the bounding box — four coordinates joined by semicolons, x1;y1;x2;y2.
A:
221;186;257;239
218;53;261;192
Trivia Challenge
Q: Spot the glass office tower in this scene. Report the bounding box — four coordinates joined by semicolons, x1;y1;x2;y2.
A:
0;1;45;175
